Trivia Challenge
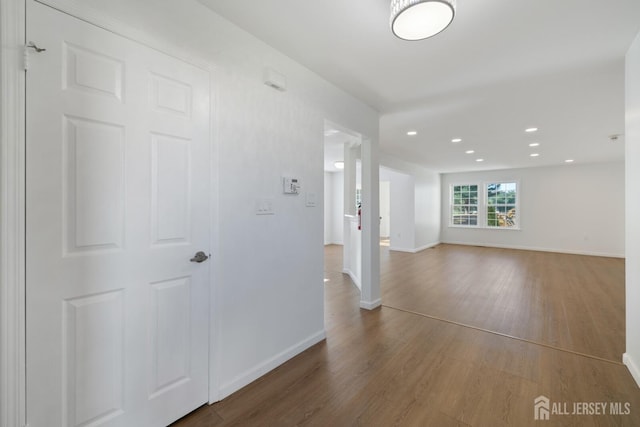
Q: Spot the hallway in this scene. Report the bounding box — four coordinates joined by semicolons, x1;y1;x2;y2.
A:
174;245;639;426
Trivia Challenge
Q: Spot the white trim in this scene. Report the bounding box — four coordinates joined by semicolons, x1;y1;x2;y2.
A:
218;330;326;400
623;353;640;388
34;0;216;72
342;268;362;289
389;241;441;253
208;73;221;404
448;180;520;230
413;241;441;252
1;1;27;427
442;241;625;259
5;0;224;415
389;247;418;253
360;298;382;310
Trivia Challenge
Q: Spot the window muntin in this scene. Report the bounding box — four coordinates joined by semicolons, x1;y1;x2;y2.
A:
451;185;478;226
486;182;517;228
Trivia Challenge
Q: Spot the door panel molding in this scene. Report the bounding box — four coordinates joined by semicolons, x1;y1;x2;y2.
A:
25;2;212;424
34;0;214;72
0;1;219;425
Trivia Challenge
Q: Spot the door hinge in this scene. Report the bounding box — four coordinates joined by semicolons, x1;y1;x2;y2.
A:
23;44;29;71
24;42;47;71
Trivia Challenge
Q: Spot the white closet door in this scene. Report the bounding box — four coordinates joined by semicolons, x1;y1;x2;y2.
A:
26;2;211;426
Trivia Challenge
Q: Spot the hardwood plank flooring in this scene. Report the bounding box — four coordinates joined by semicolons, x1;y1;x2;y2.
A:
381;244;625;362
172;244;638;426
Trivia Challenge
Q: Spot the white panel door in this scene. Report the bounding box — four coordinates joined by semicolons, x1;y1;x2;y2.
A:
26;2;211;426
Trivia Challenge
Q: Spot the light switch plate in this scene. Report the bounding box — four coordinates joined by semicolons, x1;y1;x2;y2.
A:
306;192;317;207
256;198;275;215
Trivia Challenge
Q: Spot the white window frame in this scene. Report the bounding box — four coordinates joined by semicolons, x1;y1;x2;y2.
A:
448;180;520;230
449;183;480;227
484;181;520;230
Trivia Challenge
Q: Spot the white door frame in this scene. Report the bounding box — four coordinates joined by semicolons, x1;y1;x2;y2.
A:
0;2;221;424
1;0;27;425
324;119;380;310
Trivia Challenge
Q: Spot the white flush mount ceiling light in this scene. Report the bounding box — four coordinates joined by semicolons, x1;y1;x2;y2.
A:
334;161;345;170
391;0;456;41
407;130;418;136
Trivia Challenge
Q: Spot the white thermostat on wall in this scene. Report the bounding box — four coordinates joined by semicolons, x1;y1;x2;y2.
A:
283;177;300;194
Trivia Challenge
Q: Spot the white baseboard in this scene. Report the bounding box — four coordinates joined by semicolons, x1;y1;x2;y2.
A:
389;241;440;254
360;298;382;310
413;241;441;253
218;330;326;400
443;241;624;258
388;246;415;253
342;268;362;290
623;353;640;388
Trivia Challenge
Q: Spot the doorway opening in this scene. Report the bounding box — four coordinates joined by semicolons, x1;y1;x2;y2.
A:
323;122;362;290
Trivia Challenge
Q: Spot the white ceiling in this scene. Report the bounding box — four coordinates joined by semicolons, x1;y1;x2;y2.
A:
198;0;640;172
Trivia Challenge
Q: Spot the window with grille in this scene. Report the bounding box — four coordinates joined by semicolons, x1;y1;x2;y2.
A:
451;184;478;226
486;182;517;228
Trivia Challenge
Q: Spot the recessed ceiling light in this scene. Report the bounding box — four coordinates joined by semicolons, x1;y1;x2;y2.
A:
565;159;574;163
334;161;345;169
529;143;540;147
465;150;475;154
476;158;484;162
407;131;417;136
530;153;540;157
525;127;539;133
451;138;462;143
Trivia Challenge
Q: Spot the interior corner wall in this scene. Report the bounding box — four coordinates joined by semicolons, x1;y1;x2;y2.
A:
380;155;441;252
625;31;640;386
324;172;332;245
440;162;625;257
75;0;379;400
323;171;344;245
379;181;391;237
331;171;344;244
384;170;415;251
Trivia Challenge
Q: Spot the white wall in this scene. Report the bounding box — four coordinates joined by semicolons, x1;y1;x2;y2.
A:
380;167;415;251
78;0;379;400
344;217;362;290
380;154;441;252
379;181;390;237
324;172;332;245
324;171;344;245
625;31;640;386
441;162;625;257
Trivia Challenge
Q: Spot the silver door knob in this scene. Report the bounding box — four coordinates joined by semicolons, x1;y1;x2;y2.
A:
190;251;209;263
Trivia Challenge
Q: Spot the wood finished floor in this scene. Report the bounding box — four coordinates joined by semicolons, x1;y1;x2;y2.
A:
172;244;639;426
381;244;626;362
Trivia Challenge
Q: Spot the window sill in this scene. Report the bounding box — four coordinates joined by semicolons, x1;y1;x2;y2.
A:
448;225;521;231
